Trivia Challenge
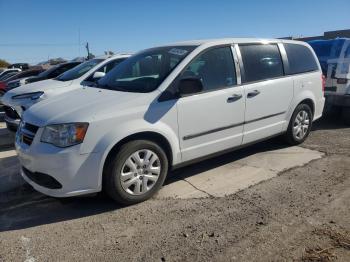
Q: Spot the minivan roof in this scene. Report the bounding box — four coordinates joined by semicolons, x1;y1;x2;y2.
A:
157;38;308;47
94;53;133;60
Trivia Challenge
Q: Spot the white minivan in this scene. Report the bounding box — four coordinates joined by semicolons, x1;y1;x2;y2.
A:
15;38;325;205
1;54;131;131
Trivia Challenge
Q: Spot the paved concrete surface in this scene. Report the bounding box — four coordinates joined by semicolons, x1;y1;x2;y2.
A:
0;149;23;193
0;116;349;261
0;122;15;148
157;146;323;199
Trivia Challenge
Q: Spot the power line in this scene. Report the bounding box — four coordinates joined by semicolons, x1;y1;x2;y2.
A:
0;43;83;47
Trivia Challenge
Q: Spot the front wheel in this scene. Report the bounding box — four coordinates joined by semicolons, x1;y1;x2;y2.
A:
104;140;169;205
285;104;313;145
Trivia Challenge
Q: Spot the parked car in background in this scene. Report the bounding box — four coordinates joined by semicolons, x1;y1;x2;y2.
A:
1;54;130;131
8;63;30;71
0;68;44;91
14;38;324;205
308;38;350;124
25;61;82;84
0;68;21;81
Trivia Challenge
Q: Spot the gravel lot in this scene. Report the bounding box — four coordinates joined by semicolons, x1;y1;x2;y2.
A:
0;115;349;262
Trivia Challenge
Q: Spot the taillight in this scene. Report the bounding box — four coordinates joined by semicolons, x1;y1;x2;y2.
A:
337;78;348;84
322;75;326;93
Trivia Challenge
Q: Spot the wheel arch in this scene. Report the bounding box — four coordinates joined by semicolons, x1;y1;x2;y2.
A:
101;131;174;189
298;98;315;116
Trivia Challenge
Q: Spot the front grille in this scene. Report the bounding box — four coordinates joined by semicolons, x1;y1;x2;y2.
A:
325;86;337;92
24;123;39;133
22;167;62;189
3;105;20;119
22;133;34;145
18;122;39;146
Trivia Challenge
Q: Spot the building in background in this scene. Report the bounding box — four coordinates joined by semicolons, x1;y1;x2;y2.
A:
281;29;350;41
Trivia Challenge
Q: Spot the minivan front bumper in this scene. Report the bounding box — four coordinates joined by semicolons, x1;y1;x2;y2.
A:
3;105;21;132
16;132;103;198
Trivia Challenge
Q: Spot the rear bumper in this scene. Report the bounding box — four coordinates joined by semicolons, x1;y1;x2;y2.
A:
325;93;350;107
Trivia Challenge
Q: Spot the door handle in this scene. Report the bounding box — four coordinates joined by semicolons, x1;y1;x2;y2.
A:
227;94;242;103
247;90;260;98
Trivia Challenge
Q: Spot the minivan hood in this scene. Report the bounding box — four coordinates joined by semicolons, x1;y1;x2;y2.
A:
24;87;156;127
2;79;73;106
8;79;73;94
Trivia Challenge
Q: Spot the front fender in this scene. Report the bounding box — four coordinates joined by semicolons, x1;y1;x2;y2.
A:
82;117;181;190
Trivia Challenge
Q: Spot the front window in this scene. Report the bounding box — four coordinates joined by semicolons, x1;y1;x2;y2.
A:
57;59;103;81
181;46;237;92
97;46;196;93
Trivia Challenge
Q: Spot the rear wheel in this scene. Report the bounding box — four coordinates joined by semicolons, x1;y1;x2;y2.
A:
285;104;313;145
104;140;168;205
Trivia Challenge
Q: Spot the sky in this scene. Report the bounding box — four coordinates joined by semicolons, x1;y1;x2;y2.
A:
0;0;349;64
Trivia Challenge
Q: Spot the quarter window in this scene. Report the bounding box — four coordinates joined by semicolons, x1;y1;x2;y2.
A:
182;46;236;92
239;44;284;82
284;43;319;75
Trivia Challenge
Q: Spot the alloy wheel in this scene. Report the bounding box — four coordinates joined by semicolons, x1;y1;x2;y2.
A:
293;110;310;140
120;149;161;195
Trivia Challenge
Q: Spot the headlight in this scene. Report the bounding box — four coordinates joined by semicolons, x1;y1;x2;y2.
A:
41;123;89;148
12;91;44;100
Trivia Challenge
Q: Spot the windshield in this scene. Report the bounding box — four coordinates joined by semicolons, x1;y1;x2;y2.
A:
97;46;196;93
57;59;104;81
37;65;59;78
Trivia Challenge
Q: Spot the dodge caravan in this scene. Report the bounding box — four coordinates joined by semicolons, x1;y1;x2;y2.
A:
16;38;325;205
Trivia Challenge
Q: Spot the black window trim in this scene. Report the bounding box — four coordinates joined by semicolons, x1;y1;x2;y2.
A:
158;44;239;102
238;42;286;85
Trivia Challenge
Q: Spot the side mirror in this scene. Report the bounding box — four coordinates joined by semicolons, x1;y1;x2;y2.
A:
178;77;203;96
92;71;105;80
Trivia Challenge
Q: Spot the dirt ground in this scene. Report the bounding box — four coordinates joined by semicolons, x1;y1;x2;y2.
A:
0;115;349;262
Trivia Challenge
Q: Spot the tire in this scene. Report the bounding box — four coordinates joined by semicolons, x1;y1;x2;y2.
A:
0;91;4;112
342;107;350;125
104;140;169;205
285;104;313;145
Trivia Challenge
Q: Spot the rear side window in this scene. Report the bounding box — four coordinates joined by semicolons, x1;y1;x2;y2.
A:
284;43;319;75
182;46;236;92
239;44;284;82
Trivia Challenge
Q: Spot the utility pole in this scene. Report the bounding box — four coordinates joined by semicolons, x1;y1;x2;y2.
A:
78;28;81;57
85;42;90;60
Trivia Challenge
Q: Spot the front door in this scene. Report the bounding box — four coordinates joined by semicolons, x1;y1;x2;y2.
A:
176;46;245;162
